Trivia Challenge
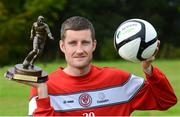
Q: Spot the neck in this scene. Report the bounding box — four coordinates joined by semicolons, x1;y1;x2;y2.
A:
63;65;91;77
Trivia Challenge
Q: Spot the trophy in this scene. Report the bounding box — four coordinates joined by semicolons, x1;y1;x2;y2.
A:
4;16;54;83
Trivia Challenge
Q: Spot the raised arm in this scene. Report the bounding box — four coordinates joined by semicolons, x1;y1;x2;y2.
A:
44;24;54;40
130;40;177;110
130;66;177;110
30;23;35;40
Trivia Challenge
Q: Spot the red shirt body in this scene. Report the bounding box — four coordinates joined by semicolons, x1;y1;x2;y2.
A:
29;65;177;116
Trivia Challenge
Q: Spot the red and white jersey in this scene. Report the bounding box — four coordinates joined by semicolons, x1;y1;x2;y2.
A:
28;65;177;116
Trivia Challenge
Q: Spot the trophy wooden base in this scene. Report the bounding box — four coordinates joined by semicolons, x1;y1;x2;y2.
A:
4;64;48;83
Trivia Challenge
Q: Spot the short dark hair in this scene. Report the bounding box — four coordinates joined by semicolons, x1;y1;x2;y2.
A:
60;16;95;40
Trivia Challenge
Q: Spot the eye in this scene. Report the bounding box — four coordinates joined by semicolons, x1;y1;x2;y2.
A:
82;40;91;45
68;41;77;46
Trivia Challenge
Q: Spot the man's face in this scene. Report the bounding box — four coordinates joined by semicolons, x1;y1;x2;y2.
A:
60;29;96;69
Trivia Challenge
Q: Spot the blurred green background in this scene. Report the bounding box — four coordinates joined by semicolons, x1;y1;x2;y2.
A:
0;0;180;115
0;0;180;66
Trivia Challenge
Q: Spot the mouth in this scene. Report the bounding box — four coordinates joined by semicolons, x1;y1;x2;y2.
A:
74;56;85;59
74;56;86;60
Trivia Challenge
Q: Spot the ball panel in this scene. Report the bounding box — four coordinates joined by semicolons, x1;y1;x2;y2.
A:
144;22;157;43
118;38;141;62
114;21;145;51
141;40;158;59
115;21;141;44
127;19;157;43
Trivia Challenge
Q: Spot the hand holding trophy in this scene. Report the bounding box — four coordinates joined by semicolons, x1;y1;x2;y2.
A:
4;16;54;83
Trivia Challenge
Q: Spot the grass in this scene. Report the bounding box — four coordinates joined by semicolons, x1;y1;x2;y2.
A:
0;60;179;116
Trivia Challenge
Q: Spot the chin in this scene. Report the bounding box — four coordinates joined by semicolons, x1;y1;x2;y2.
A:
75;64;88;69
73;62;90;69
70;58;92;69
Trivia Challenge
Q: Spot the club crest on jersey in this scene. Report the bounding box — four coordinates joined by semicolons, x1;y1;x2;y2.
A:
79;93;92;107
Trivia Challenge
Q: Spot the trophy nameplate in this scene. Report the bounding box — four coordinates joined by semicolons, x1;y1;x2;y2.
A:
5;64;48;83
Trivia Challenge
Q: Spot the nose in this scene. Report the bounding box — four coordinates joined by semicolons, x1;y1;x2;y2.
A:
76;43;84;53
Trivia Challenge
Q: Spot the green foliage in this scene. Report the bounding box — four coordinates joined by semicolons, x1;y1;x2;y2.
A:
0;0;67;65
0;44;9;65
24;0;67;20
99;38;119;60
0;0;180;65
159;43;180;58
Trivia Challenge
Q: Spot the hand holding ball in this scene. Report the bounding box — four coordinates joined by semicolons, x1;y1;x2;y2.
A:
114;19;158;62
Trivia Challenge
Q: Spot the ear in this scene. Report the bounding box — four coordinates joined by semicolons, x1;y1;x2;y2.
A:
92;39;97;52
59;40;65;53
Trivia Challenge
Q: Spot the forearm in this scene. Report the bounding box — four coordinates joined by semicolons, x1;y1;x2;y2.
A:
30;25;34;39
29;84;57;116
28;83;56;116
37;83;48;98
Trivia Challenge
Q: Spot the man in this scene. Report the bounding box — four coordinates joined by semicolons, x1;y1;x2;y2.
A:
26;16;177;116
23;16;54;69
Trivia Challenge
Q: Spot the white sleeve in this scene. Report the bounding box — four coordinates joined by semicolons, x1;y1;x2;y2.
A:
28;96;37;115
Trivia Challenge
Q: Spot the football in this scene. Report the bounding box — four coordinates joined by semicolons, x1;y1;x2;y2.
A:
114;19;158;62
